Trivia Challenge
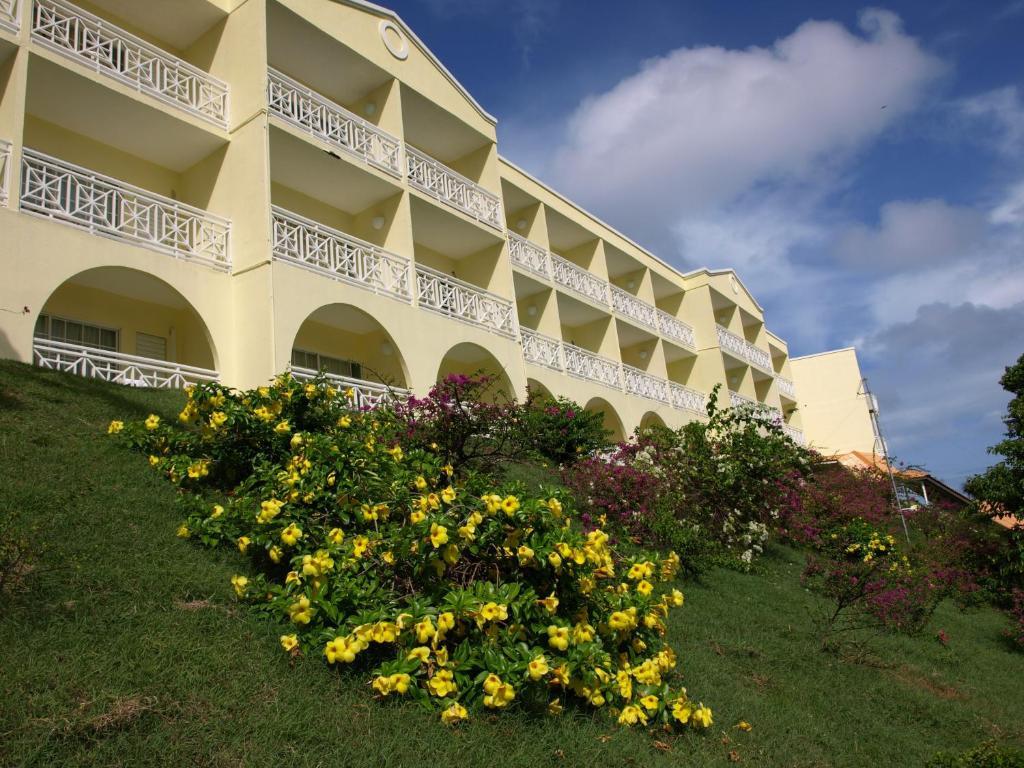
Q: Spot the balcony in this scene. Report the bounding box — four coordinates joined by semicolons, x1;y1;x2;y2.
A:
669;382;706;413
289;365;408;410
520;328;562;371
415;264;516;338
776;375;796;399
507;232;550;278
729;391;757;409
782;424;805;445
716;324;771;370
657;310;696;349
0;0;18;34
33;337;217;388
623;363;669;403
551;252;608;305
406;145;502;230
271;206;411;302
20;149;231;269
562;342;621;389
31;0;228;128
267;68;402;177
610;285;658;331
0;139;9;207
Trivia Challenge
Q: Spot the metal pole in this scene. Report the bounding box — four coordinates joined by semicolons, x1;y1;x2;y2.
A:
860;376;911;544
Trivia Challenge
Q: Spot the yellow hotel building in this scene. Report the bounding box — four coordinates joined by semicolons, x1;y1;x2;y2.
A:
0;0;818;444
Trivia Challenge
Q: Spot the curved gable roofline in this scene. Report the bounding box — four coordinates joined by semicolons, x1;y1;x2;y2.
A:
330;0;497;126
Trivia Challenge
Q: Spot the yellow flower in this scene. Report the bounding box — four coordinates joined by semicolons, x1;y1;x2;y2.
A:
148;455;160;467
389;673;411;694
268;545;283;563
289;433;304;450
618;705;648;726
440;702;468;725
280;523;302;546
640;694;659;712
428;669;457;697
280;634;298;652
482;494;502;514
547;552;562;569
274;420;291;435
572;622;595;644
546;497;563;517
437;611;456;635
144;414;160;430
692;704;713;728
414;475;428;490
483;678;516;709
230;574;248;597
609;610;637;632
547;625;569;651
480;602;508;622
458;524;476;541
527;655;549;680
257;498;284;524
324;636;359;664
617;670;632;699
237;536;251;553
441;486;456;504
288;596;314;625
175;524;190;539
209;504;224;519
550;665;570;686
352;535;370;558
107;420;124;434
737;721;752;732
387;445;404;462
442;543;460;565
435;646;449;667
538;593;559;614
547;699;563;716
407;646;431;663
427;493;441;510
517;545;535;565
328;527;345;545
430;523;449;549
415;618;436;644
442;464;453;476
337;415;352;428
410;510;426;525
671;698;692;724
501;495;520;516
670;589;684;607
636;579;654;596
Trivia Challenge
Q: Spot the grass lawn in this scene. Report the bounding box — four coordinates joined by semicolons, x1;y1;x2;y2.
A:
1;360;1022;767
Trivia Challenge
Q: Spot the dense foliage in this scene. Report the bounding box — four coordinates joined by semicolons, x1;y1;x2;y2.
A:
521;391;610;465
109;374;712;729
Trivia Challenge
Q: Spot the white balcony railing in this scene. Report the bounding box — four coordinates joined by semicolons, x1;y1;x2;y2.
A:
271;206;411;302
551;253;608;305
32;0;228;127
415;265;516;338
507;232;550;278
782;424;805;445
623;363;669;403
657;310;696;349
520;328;563;371
267;68;401;177
406;145;502;229
289;366;408;410
562;342;621;389
776;375;796;399
610;285;658;331
716;325;771;370
33;338;217;388
669;382;706;414
21;149;231;269
0;0;19;34
0;139;10;208
729;391;757;409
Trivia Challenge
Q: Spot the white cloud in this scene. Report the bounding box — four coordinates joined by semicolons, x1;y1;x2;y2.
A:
959;86;1024;156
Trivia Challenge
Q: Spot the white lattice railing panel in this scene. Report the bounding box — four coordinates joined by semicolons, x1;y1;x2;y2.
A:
507;232;550;278
716;324;749;361
669;382;705;413
21;149;231;268
782;424;805;445
272;206;411;301
33;338;217;388
657;310;695;349
0;0;19;34
415;265;516;338
551;253;608;305
0;139;10;208
610;285;658;331
562;342;621;389
776;375;796;399
520;328;563;371
267;68;401;177
289;366;408;410
746;343;771;371
406;146;502;229
729;391;757;409
623;364;669;404
32;0;228;127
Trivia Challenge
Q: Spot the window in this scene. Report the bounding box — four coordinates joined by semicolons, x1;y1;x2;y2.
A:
35;314;118;352
291;348;362;380
135;332;167;361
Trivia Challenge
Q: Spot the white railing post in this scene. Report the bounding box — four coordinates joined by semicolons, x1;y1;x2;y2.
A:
33;337;218;388
20;149;231;269
31;0;228;127
550;253;609;305
405;145;503;229
0;0;19;35
267;68;402;177
271;206;411;301
414;264;516;337
507;232;550;278
0;139;10;208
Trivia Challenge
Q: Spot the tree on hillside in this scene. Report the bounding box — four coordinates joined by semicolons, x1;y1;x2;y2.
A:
965;352;1024;515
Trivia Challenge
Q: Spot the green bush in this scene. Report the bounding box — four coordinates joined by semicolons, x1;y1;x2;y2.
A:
109;374;713;730
927;742;1024;768
520;393;610;465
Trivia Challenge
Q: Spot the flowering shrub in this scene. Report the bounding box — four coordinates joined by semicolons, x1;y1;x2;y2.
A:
802;518;943;639
778;465;893;548
1006;590;1024;651
520;393;610;465
109;375;713;730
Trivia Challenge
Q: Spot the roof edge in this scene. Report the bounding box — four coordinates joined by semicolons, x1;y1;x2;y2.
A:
332;0;497;126
791;347;858;362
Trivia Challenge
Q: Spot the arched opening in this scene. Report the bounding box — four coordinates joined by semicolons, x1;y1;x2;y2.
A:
639;411;667;433
33;267;218;388
584;397;625;443
525;377;555;403
290;304;409;394
436;342;513;402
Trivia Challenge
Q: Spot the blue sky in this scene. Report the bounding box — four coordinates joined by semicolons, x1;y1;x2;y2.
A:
384;0;1024;487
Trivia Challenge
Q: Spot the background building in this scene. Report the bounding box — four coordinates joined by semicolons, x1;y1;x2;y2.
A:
1;0;817;441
